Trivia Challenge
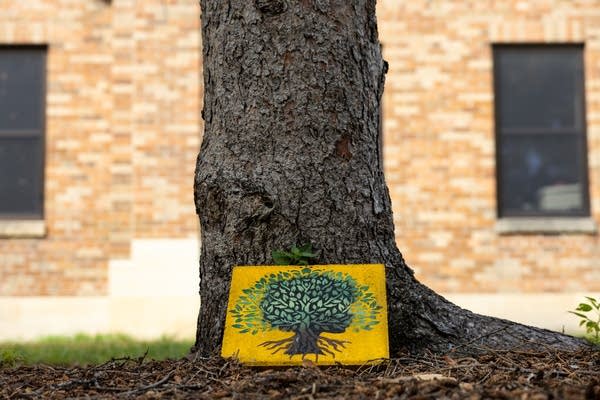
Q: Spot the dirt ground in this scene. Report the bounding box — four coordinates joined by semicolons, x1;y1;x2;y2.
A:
2;348;599;399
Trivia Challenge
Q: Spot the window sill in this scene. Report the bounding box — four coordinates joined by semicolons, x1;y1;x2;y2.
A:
495;217;597;235
0;220;46;238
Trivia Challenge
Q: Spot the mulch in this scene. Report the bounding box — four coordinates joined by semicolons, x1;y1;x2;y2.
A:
1;349;599;399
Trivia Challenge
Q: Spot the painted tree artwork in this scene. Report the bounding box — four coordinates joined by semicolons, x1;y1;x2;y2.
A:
221;264;389;366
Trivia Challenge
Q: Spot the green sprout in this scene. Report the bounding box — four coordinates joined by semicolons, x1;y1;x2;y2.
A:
271;243;318;266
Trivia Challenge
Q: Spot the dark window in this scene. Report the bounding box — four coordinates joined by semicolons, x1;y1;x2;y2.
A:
0;47;46;218
493;45;590;217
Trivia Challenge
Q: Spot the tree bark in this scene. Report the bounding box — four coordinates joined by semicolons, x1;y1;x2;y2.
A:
193;0;588;357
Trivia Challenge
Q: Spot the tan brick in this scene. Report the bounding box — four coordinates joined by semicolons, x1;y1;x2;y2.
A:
0;0;201;296
379;0;600;294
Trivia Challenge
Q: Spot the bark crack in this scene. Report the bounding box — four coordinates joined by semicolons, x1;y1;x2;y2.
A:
255;0;285;16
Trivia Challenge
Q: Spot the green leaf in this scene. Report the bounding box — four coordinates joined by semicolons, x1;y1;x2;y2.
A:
585;297;600;309
577;304;593;312
232;324;244;329
298;243;312;253
272;250;295;264
569;311;589;319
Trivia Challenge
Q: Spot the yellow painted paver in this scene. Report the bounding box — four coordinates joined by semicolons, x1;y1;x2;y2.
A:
222;264;389;366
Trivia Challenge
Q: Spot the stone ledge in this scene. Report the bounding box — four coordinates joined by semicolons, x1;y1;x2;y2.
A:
495;217;597;235
0;296;198;341
0;220;46;238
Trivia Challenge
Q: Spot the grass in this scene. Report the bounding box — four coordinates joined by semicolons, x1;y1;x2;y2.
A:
0;334;193;367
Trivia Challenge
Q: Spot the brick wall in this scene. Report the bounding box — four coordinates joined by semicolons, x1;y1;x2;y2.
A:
378;0;600;293
0;0;201;296
2;0;599;299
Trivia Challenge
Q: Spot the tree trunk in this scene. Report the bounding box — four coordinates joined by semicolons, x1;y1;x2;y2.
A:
193;0;588;357
286;329;322;356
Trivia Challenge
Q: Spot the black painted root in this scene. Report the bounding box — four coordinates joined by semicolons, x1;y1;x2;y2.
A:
258;330;350;360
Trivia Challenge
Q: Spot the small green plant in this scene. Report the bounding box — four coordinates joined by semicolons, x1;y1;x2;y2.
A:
569;296;600;343
0;349;23;368
272;243;318;265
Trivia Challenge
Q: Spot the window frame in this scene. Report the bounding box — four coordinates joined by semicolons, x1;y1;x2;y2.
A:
492;43;591;219
0;45;47;220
